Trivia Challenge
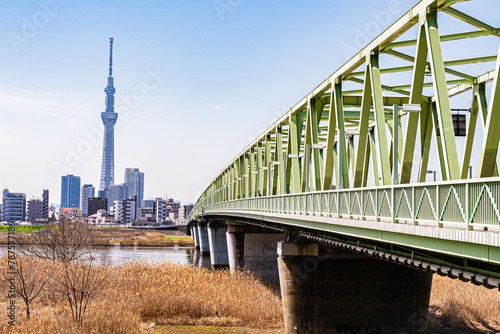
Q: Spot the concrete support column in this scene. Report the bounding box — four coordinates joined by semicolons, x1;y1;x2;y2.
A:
226;225;286;281
208;221;229;269
192;225;200;249
197;222;210;254
277;242;432;334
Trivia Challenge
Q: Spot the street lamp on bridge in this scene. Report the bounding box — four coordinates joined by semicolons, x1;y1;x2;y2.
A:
426;170;436;182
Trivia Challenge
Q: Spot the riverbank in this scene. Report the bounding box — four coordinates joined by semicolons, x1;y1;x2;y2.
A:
0;227;195;247
0;255;498;333
0;258;283;333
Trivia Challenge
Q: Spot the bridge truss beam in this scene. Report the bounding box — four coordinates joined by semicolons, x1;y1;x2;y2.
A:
189;0;500;279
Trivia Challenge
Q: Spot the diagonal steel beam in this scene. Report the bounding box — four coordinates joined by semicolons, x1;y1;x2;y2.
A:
353;63;372;188
334;82;349;189
385;49;475;82
322;83;338;191
401;24;428;184
383;30;498;51
425;10;460;180
442;7;498;35
287;113;302;194
478;42;500;177
370;53;392;185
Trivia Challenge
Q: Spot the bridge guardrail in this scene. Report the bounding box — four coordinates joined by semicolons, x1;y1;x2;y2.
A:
188;177;500;231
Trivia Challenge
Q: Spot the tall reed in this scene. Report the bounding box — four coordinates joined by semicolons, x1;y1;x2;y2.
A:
0;259;283;334
429;274;500;330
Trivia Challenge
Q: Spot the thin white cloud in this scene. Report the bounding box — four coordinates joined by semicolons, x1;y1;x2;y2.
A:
207;103;227;113
0;91;95;121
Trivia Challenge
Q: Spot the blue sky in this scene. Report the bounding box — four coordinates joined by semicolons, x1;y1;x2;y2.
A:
0;0;498;205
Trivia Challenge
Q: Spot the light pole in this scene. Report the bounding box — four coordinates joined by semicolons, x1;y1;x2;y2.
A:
426;170;436;182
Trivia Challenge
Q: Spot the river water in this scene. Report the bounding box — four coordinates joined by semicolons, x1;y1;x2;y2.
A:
0;246;213;269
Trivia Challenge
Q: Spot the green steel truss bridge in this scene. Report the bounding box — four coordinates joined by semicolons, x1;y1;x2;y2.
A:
188;0;500;289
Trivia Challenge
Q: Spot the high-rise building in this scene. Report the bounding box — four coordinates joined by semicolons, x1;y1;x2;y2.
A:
88;197;108;216
2;189;26;222
110;183;128;209
81;184;95;217
42;189;49;220
61;175;81;208
99;37;118;203
26;189;49;222
124;168;144;208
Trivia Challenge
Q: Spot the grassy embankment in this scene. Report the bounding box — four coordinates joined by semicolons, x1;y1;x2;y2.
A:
0;225;45;233
0;227;195;247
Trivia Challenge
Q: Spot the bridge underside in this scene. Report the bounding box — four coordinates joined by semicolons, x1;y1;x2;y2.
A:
198;211;500;287
190;210;499;333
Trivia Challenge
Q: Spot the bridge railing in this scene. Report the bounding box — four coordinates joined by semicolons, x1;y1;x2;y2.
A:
190;177;500;231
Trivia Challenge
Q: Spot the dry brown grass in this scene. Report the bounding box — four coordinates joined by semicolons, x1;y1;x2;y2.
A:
0;259;283;334
429;274;500;331
144;232;165;240
119;239;136;246
91;238;112;246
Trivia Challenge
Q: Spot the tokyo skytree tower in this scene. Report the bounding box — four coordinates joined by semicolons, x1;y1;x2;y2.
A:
99;37;118;194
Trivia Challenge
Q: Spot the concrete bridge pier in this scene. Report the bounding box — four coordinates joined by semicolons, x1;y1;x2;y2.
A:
191;225;200;249
226;224;286;281
197;222;210;254
207;221;229;269
277;241;432;334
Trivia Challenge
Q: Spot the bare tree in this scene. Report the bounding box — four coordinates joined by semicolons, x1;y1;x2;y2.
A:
2;255;52;319
18;218;96;263
52;256;110;327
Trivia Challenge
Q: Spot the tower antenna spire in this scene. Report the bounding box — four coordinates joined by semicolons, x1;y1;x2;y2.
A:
108;37;114;77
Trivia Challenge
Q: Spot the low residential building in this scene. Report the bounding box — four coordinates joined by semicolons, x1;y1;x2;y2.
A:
54;207;83;221
88;209;114;225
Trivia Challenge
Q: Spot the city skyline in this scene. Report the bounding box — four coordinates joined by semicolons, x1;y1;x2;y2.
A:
1;0;497;204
